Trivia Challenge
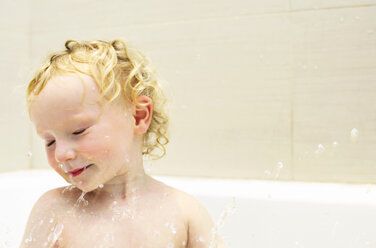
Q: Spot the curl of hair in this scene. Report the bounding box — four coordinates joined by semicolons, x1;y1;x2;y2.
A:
27;39;169;160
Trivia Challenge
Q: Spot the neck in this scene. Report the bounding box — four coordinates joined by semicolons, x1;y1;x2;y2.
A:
94;153;149;201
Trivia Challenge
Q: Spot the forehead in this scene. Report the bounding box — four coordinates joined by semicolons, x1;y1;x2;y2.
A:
29;73;102;126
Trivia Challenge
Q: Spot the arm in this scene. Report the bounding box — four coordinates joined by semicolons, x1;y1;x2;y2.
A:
186;197;228;248
19;189;62;248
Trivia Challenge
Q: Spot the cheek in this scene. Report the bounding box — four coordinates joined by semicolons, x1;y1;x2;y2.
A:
77;135;113;160
46;149;57;167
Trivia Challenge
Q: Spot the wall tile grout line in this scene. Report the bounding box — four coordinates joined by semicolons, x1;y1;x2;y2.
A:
290;3;376;12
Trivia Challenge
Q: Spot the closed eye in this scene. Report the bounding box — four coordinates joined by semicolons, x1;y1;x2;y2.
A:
46;140;55;147
73;129;86;135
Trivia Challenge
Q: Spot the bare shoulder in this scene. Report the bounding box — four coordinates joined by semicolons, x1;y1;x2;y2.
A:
150;178;201;213
158;183;228;248
19;187;66;248
29;187;66;216
152;180;207;219
150;179;226;247
168;186;205;217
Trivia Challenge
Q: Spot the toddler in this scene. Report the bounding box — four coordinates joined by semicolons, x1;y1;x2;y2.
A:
20;39;227;248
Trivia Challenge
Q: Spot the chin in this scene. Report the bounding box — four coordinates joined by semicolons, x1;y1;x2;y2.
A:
77;181;102;193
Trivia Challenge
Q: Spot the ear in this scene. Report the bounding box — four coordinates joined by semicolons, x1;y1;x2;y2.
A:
132;95;153;135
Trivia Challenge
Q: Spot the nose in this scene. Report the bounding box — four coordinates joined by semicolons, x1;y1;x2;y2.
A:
54;141;76;163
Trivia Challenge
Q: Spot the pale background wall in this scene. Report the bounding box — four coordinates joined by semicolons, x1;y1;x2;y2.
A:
0;0;31;172
1;0;376;184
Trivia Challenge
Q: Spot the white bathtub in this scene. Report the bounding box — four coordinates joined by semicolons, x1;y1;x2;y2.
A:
1;169;376;248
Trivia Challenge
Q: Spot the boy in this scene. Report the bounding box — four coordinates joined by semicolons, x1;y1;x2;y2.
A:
20;39;227;248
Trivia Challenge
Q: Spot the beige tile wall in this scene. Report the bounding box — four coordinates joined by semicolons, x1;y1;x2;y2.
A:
291;6;376;183
0;0;31;172
3;0;376;183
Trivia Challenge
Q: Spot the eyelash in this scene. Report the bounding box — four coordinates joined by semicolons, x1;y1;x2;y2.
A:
46;140;55;147
45;129;87;147
72;129;86;135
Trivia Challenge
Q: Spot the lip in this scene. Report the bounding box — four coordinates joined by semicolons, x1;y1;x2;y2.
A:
69;164;93;177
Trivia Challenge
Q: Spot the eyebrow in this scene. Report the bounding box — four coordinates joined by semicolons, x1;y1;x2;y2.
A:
36;113;93;135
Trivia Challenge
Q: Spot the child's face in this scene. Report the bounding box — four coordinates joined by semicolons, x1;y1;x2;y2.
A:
29;73;138;192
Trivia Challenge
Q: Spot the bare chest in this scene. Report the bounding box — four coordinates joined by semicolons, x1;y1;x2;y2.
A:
57;205;187;248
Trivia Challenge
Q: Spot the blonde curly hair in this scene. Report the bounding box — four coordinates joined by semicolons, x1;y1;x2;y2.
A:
27;39;169;160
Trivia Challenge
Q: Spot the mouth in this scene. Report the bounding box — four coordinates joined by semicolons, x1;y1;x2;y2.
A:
69;164;93;177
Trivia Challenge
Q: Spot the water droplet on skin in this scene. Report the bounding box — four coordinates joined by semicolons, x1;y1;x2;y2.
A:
27;152;32;158
24;237;33;243
182;240;187;246
47;223;64;243
332;141;339;147
98;184;104;189
198;236;206;243
55;224;64;235
168;223;177;234
144;162;153;173
49;218;54;223
167;242;175;248
75;191;88;207
103;233;114;242
59;163;68;173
